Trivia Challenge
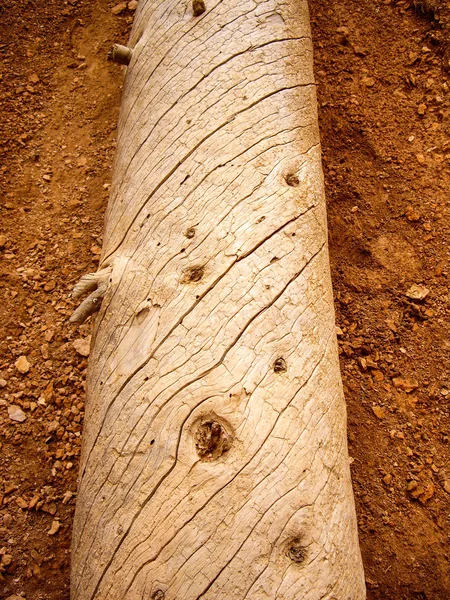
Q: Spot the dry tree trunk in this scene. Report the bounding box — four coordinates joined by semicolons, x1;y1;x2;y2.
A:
70;0;366;598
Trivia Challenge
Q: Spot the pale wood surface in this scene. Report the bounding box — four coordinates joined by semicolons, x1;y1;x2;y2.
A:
71;0;366;597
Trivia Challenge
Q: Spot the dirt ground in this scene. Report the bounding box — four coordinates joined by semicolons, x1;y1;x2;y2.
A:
0;0;449;598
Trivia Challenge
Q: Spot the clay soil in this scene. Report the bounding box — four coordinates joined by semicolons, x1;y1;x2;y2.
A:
0;0;449;599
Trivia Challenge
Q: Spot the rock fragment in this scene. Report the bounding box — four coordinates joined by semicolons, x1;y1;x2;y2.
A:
8;405;27;422
15;355;30;374
111;2;127;14
406;284;429;301
47;520;61;536
73;336;91;357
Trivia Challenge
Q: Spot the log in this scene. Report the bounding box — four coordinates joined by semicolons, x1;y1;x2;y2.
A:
70;0;366;597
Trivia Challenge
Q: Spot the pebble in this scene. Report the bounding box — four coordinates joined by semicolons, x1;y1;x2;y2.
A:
0;234;6;248
128;0;138;9
417;103;427;115
44;280;56;292
111;1;127;14
392;376;419;393
406;284;429;301
372;405;386;419
8;405;27;423
0;378;7;387
44;329;55;342
2;554;13;566
361;76;375;87
73;336;91;357
15;497;28;509
15;355;30;374
47;520;61;536
62;490;73;504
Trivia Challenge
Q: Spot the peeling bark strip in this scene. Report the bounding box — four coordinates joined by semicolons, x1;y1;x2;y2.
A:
71;0;365;598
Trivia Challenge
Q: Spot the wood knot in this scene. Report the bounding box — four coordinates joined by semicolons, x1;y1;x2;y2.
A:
285;173;300;187
195;420;232;461
181;265;204;284
185;227;196;239
152;591;165;600
287;537;306;563
273;357;287;373
192;0;206;16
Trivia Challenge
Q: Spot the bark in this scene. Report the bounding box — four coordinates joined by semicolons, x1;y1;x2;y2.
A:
71;0;366;598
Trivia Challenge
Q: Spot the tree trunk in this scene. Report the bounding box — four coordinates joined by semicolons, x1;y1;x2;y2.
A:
70;0;366;598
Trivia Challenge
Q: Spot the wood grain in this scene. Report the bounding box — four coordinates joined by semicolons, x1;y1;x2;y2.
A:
71;0;366;597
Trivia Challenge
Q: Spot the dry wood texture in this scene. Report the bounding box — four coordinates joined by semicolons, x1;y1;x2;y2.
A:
70;0;366;597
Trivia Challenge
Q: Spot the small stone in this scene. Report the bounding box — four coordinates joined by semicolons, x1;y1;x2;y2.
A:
28;495;40;509
372;370;384;382
128;0;138;9
382;474;393;485
385;318;397;332
418;482;435;504
90;244;101;255
15;355;30;374
406;284;429;301
372;405;386;419
1;554;13;566
47;520;61;536
416;153;426;164
73;336;91;357
336;26;349;35
392;377;419;393
443;480;450;494
47;420;60;433
0;234;7;248
42;502;57;515
358;357;367;371
62;490;74;504
0;378;7;387
8;405;27;423
44;280;56;292
362;76;375;87
417;103;427;115
405;206;420;221
42;174;52;182
15;497;28;509
3;513;13;527
407;480;418;491
44;329;55;342
111;1;127;14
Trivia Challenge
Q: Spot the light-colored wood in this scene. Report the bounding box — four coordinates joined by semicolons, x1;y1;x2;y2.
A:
71;0;366;597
